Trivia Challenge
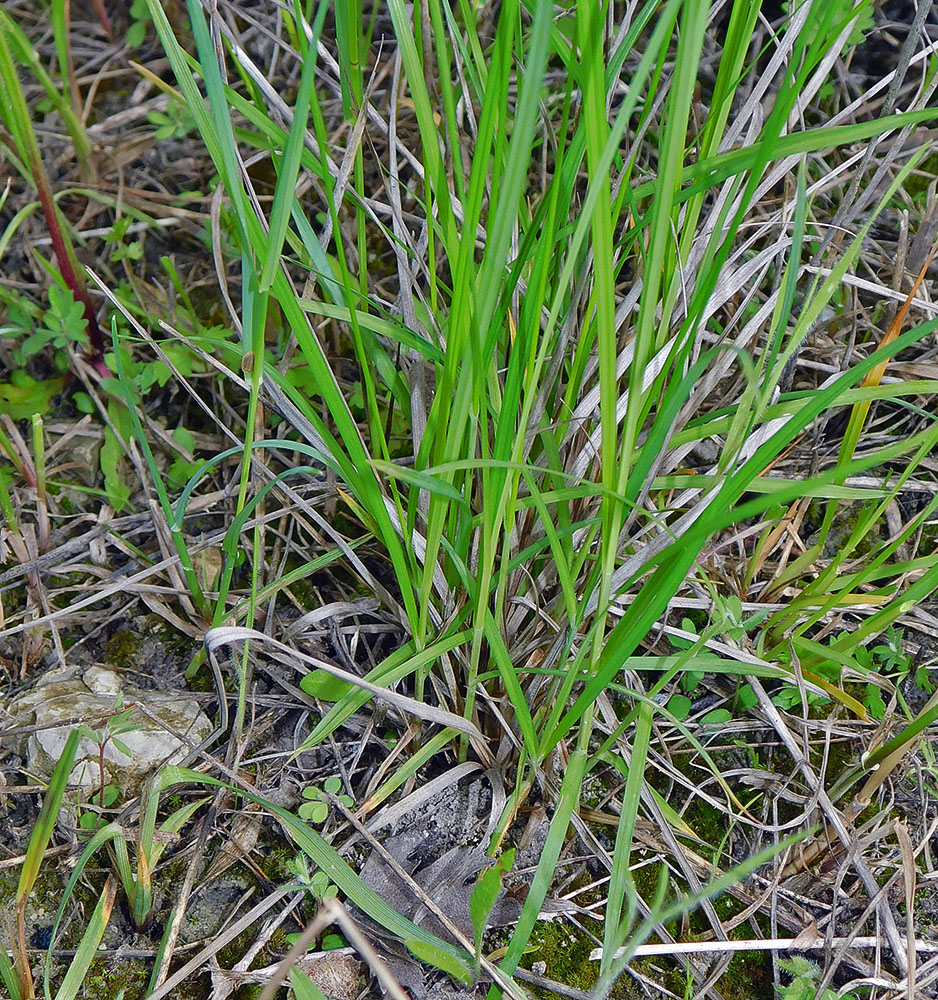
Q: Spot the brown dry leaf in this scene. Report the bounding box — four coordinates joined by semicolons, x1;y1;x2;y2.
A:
194;546;224;592
895;818;916;1000
139;591;203;638
211;951;365;1000
203;808;263;882
791;919;820;948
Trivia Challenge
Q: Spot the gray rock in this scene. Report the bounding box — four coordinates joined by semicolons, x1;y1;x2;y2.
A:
5;664;212;793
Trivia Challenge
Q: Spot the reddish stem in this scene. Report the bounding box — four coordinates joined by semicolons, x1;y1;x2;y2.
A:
98;741;107;808
90;0;115;42
14;901;33;998
30;150;108;369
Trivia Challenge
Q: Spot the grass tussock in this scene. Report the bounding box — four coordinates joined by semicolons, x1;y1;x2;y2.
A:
1;0;938;998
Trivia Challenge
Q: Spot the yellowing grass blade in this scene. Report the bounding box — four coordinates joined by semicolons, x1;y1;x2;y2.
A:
839;238;938;465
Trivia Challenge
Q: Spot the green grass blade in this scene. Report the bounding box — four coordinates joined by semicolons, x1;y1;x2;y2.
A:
601;702;652;973
545;317;938;754
53;878;116;1000
492;748;587;983
258;2;324;291
0;944;21;1000
17;730;79;906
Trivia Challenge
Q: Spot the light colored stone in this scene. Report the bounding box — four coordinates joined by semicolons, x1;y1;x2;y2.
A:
5;665;212;794
83;665;122;696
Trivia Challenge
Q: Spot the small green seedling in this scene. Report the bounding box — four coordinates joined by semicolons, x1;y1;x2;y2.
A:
861;624;933;711
670;619;705;693
103;217;143;265
147;96;197;141
298;776;353;825
13;284;87;371
773;626;923;719
286;852;338;902
777;956;858;1000
771;666;837;711
75;693;144;810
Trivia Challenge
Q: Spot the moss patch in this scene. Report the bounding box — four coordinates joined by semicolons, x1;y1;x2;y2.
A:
527;920;602;995
104;629;141;669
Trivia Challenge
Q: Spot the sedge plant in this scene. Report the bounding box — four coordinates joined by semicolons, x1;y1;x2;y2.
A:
47;771;206;944
44;0;938;994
